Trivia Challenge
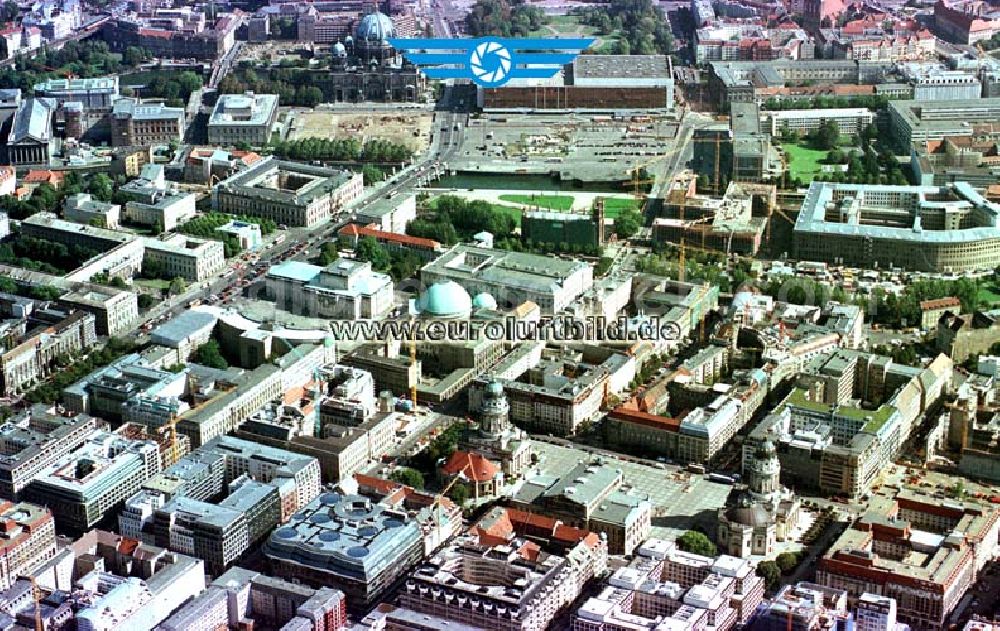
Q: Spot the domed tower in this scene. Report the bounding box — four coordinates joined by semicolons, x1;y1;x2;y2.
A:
748;438;781;502
355;11;396;63
331;40;348;70
478;378;510;440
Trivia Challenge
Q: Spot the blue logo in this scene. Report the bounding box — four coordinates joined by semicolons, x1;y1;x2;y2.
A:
389;37;594;88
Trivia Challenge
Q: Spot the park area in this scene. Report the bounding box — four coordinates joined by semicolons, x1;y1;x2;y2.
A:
428;191;641;228
495;193;639;218
780;142;836;181
287;110;433;154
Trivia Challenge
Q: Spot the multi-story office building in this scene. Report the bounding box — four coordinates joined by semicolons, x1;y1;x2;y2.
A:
266;258;393;320
102;9;241;61
512;459;652;555
888;98;1000;149
0;265;138;336
0;404;101;499
909;69;982;101
467;353;632;436
123;186;197;232
816;489;999;629
214;158;363;228
0;308;97;397
421;245;593;314
401;529;605;631
63;353;187;423
176;363;285;447
745;349;952;499
765;108;874;137
574;540;765;631
264;488;424;609
124;437;316;574
110;98;185;147
56;530;206;631
145;479;280;575
794;181;1000;273
33;76;118;109
855;593;902;631
754;582;853;630
0;501;56;591
207;92;279;146
64;193;121;229
160;567;346;631
20;430;160;532
141;235;226;282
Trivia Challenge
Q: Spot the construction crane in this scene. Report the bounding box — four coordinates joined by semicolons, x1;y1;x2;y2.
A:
431;465;467;542
29;577;42;631
409;321;418;407
691;135;726;194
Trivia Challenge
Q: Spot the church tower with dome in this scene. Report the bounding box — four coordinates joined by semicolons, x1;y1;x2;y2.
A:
717;436;801;558
462;377;532;478
747;438;782;502
326;6;423;102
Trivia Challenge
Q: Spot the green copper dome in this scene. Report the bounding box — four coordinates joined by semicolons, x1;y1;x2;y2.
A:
472;292;497;310
418;281;472;317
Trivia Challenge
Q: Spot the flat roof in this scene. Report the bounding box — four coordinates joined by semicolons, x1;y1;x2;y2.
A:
573;55;672;80
209;93;278;127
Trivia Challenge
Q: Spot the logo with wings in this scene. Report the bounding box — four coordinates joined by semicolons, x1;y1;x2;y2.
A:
388;37;594;88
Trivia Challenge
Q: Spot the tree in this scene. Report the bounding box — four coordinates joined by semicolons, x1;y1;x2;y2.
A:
390;467;426;489
809;119;840;151
776;551;799;574
137;294;156;309
757;560;781;591
448;481;470;506
29;285;61;301
87;173;114;202
676;530;717;557
168;277;186;295
614;209;642;239
355;236;391;271
362;164;386;185
191;340;228;370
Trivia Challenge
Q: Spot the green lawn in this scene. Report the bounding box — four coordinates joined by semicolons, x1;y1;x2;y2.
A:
977;282;1000;306
498;193;575;211
602;197;640;219
427;195;522;226
780;142;832;180
135;278;170;291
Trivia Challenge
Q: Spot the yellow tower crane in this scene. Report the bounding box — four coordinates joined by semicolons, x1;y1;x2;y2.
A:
409;323;418;407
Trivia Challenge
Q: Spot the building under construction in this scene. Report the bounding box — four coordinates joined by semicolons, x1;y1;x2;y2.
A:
653;177;771;256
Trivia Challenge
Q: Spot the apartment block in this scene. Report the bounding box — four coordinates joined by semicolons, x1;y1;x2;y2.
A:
110;98;185;147
141;234;226;282
0;404;101;499
20;430;160;532
214;158;363;228
0;308;97;397
574;540;764;631
0;502;56;591
159;567;345;631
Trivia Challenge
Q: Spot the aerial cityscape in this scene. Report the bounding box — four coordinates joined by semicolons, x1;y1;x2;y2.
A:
0;0;996;628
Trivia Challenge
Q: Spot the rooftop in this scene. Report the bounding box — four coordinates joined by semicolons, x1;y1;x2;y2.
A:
209;92;279;127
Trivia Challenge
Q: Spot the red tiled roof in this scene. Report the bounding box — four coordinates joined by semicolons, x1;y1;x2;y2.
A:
609;405;683;432
23;170;65;186
919;297;961;311
339;223;440;250
441;451;499;482
137;28;174;38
